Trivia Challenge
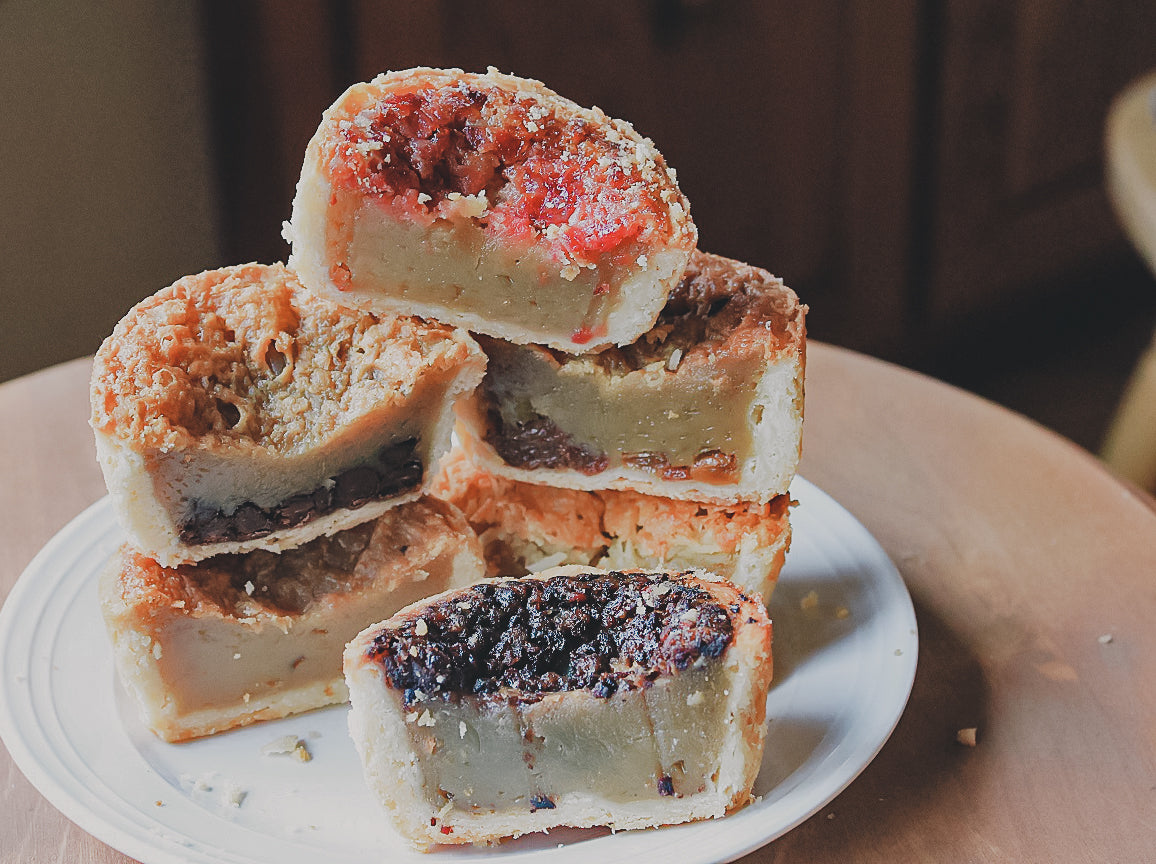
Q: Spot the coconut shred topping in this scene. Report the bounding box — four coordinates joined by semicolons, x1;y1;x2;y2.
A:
366;570;737;705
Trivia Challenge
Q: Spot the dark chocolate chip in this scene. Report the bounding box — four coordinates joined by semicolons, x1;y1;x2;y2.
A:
332;464;384;510
277;492;317;528
233;502;274;539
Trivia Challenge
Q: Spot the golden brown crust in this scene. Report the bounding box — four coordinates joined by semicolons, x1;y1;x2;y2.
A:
431;446;609;553
90;262;482;454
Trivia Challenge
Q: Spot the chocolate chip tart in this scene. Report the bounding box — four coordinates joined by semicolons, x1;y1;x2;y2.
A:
455;250;807;504
100;495;485;743
285;66;697;353
343;565;773;847
90;262;485;566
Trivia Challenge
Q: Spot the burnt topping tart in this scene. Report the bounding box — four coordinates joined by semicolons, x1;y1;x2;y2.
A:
460;250;806;502
287;67;696;352
344;565;773;846
90;262;485;566
369;569;734;703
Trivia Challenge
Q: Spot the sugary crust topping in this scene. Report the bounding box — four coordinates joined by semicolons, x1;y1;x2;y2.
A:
600;489;790;559
365;568;759;702
583;250;807;373
432;448;790;559
114;497;472;620
90;263;482;453
315;67;696;271
432;447;609;551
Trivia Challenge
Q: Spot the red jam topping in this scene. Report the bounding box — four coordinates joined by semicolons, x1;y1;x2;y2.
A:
321;81;672;267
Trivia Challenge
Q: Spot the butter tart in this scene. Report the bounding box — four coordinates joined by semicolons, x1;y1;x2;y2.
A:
432;446;790;602
90;262;485;566
100;496;485;742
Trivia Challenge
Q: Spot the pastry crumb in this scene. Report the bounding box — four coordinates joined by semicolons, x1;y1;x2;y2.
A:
956;727;978;747
262;735;312;762
222;781;248;808
800;590;819;611
1098;633;1113;644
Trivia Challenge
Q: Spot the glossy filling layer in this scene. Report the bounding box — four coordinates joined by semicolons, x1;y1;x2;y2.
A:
401;660;732;815
478;338;757;479
178;438;421;545
343;210;612;345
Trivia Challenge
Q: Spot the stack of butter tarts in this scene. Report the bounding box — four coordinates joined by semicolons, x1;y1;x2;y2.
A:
90;67;806;846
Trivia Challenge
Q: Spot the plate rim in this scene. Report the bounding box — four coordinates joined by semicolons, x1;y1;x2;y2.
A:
0;477;918;864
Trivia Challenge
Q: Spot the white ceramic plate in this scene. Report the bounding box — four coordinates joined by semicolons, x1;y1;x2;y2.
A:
0;477;916;864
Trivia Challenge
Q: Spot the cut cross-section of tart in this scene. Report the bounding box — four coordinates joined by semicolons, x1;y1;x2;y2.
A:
100;495;485;743
431;446;791;602
285;66;697;353
90;262;486;566
343;565;772;847
456;250;806;503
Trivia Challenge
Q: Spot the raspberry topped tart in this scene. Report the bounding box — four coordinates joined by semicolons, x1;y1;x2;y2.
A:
457;250;807;503
343;565;773;847
90;262;485;566
286;67;697;353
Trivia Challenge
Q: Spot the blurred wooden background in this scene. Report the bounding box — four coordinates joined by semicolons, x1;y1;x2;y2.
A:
4;0;1156;448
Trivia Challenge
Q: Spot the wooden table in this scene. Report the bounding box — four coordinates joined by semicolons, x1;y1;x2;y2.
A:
2;344;1154;862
